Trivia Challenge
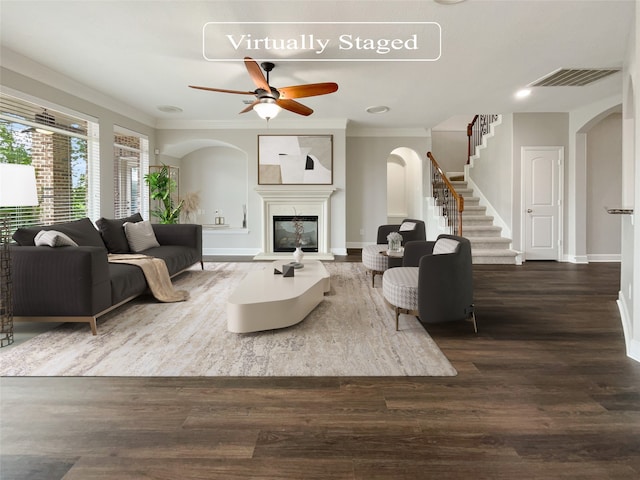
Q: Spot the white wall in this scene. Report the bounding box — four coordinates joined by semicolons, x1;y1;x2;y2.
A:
586;113;623;261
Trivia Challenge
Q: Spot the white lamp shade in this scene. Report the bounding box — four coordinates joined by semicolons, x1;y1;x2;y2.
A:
253;101;281;120
0;164;39;207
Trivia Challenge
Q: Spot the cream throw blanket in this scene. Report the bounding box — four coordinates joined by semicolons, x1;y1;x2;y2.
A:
108;254;189;302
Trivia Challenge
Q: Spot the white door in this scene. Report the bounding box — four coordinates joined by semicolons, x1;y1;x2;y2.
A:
522;147;563;260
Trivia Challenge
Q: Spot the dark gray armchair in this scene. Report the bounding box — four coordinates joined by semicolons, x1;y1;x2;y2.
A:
376;218;426;245
362;219;426;287
403;235;476;332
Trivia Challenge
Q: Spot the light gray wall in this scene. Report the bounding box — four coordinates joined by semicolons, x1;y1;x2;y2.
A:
345;135;430;247
586;112;622;259
431;130;468;174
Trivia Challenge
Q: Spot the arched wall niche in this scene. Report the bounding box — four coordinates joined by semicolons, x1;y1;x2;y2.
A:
177;141;249;228
386;147;423;224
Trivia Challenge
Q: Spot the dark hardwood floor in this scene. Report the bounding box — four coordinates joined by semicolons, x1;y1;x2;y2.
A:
2;261;640;479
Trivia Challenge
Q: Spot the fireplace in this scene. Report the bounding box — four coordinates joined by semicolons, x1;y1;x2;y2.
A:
255;187;336;260
273;215;319;252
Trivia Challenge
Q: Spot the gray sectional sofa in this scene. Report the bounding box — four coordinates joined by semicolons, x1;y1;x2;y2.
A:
10;215;202;334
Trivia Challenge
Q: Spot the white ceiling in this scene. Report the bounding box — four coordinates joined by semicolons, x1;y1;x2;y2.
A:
0;0;634;131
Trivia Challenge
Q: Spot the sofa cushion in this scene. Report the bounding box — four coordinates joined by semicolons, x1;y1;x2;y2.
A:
34;230;79;247
108;263;148;305
13;217;105;248
141;245;200;276
124;220;160;252
96;213;143;253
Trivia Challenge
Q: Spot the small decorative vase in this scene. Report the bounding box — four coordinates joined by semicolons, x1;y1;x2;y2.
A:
388;239;401;253
293;247;304;263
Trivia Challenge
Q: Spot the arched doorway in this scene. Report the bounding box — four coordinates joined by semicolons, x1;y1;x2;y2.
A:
386;147;423;223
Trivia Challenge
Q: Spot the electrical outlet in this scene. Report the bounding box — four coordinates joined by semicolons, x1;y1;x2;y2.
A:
359;228;365;236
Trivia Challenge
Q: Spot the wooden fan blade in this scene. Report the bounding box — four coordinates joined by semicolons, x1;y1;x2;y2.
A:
239;100;260;114
277;99;313;116
244;57;270;91
189;85;255;95
278;82;338;99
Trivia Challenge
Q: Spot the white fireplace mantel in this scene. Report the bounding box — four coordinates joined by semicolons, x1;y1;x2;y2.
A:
254;187;336;260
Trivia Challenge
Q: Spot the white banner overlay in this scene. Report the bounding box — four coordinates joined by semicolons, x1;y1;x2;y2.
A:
203;22;441;62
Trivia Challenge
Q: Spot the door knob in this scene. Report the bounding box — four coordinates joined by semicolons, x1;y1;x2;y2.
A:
527;209;533;213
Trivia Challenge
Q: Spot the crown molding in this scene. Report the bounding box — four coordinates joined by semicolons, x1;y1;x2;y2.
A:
346;126;431;137
155;117;348;131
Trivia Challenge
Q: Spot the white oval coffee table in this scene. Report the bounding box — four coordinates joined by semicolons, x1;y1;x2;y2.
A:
227;260;330;333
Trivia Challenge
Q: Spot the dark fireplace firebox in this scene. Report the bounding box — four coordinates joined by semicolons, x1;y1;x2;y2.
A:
273;215;319;252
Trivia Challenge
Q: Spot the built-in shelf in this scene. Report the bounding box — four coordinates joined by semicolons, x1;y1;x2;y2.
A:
203;227;249;235
606;207;634;215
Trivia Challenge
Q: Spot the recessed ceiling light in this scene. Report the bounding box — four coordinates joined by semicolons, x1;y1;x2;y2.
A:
157;105;183;113
366;105;390;114
515;89;532;99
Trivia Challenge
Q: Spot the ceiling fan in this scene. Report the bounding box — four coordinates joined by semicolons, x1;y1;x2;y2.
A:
189;57;338;120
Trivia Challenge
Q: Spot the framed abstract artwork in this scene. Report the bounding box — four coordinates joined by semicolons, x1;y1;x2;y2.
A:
258;134;333;185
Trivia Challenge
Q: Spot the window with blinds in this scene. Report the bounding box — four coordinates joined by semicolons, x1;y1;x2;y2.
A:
113;126;149;219
0;93;100;235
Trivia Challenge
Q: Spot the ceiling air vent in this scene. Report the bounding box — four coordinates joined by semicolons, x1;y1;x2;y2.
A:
530;68;621;87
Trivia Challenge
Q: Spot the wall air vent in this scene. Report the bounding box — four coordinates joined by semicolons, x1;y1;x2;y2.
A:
530;68;621;87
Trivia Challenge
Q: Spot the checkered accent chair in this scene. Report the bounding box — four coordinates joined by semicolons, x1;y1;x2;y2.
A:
361;218;425;287
382;235;476;332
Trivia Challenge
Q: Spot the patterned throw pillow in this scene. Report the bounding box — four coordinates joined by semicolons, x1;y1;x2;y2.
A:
399;221;416;232
432;238;459;255
34;230;79;247
123;221;160;252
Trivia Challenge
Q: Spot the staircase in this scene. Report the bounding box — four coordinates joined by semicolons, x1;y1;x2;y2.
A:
451;179;518;265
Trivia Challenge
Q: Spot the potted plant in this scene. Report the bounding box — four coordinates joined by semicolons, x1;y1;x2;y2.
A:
144;164;183;224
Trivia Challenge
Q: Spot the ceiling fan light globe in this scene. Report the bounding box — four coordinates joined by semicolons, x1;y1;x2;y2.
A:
254;101;281;120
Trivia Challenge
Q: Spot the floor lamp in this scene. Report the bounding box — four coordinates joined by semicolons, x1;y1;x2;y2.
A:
0;164;39;347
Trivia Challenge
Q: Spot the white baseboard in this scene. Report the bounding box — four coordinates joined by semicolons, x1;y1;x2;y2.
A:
587;254;621;262
346;242;372;249
563;254;589;264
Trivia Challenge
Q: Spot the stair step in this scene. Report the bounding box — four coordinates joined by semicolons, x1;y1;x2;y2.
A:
472;249;518;265
463;225;502;237
467;237;512;249
461;196;480;206
464;205;487;214
464;204;486;210
462;215;494;226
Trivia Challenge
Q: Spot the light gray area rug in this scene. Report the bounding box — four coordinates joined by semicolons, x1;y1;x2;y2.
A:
0;262;456;377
